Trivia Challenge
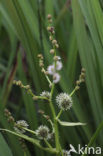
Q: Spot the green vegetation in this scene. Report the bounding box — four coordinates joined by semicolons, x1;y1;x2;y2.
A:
0;0;103;156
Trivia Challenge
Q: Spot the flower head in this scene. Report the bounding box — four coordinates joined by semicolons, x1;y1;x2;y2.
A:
35;125;50;140
14;120;29;134
56;93;73;110
55;61;63;71
53;73;60;83
62;150;71;156
47;65;55;75
40;91;50;99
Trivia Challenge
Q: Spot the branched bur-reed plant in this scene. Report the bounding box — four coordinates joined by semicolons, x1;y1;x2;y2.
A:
0;14;86;156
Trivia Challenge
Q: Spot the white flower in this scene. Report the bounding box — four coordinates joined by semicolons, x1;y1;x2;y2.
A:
55;61;63;71
56;93;73;110
47;65;55;75
14;120;29;134
40;91;50;99
62;150;71;156
53;73;60;83
35;125;50;140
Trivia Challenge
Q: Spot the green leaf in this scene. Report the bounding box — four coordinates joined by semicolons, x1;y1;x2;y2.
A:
0;133;13;156
82;121;103;156
57;119;86;126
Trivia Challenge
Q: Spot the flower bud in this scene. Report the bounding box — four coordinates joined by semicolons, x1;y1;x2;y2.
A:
50;49;55;54
35;125;50;140
55;44;59;48
52;39;57;45
49;36;53;41
47;14;52;20
75;86;80;90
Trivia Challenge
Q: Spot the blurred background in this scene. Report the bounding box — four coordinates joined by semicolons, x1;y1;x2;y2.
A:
0;0;103;156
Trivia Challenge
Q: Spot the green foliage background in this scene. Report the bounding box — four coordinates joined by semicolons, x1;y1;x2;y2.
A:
0;0;103;155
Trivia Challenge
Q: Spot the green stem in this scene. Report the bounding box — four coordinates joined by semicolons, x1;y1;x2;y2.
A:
49;83;63;156
82;121;103;156
44;139;53;149
70;87;77;97
34;96;49;101
56;109;63;120
22;127;37;135
42;68;52;86
23;87;49;101
24;152;26;156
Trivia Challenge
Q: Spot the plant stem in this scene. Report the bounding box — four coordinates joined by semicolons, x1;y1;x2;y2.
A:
34;96;49;100
56;109;63;120
44;139;53;149
82;121;103;156
70;87;77;97
24;152;26;156
49;83;63;156
22;127;37;135
42;68;52;86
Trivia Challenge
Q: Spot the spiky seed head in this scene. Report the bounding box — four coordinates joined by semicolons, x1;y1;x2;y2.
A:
35;125;50;140
14;120;29;134
40;91;51;99
56;93;73;110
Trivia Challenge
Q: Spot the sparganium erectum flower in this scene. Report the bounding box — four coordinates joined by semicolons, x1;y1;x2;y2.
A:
14;120;29;134
47;65;55;75
55;61;63;71
35;125;50;140
56;93;73;110
53;73;61;84
40;91;51;99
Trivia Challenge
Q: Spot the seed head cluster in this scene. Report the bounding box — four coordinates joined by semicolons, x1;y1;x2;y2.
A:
40;91;51;99
56;93;73;111
46;14;62;84
14;120;29;134
4;109;15;123
75;68;86;90
35;125;50;140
